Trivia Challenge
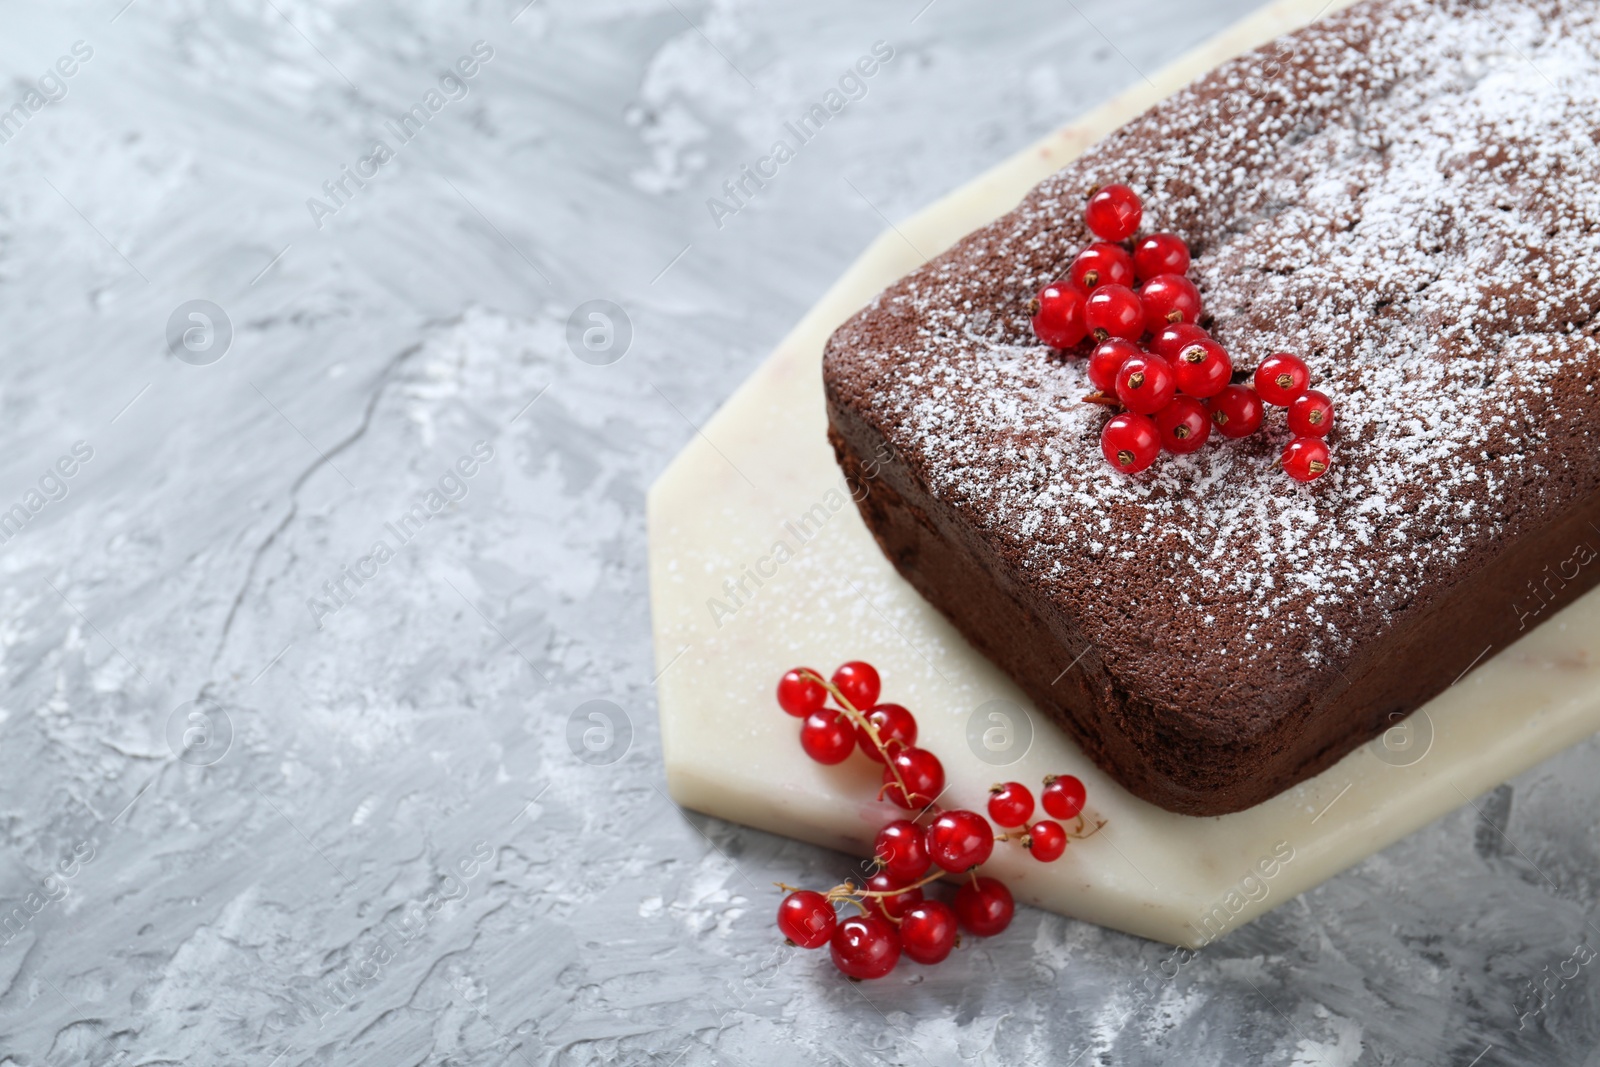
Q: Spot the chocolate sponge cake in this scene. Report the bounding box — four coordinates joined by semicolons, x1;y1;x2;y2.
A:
823;0;1600;816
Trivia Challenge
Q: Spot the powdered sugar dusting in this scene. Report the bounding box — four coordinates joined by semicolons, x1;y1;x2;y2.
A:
840;0;1600;699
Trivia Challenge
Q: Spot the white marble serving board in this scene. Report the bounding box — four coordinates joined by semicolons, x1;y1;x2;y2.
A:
646;0;1600;946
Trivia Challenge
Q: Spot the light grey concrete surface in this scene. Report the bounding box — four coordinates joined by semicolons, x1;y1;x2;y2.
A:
0;1;1596;1064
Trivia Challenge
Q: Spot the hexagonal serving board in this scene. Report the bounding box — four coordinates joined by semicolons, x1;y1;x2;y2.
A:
646;0;1600;946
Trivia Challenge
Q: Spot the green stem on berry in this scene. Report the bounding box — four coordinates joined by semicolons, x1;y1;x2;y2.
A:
797;668;913;804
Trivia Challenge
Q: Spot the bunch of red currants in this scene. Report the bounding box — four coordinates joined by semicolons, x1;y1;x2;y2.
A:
774;661;1098;979
1030;183;1336;482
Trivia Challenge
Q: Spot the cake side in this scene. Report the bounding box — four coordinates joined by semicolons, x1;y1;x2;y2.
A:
823;0;1600;814
828;408;1600;813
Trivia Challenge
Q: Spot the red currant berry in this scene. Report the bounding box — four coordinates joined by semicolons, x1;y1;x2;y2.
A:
1068;242;1135;291
1254;353;1310;407
830;914;901;979
926;809;995;873
1031;282;1089;349
953;876;1014;937
1041;774;1087;820
882;747;945;809
854;703;917;763
1139;274;1203;335
1085;183;1142;242
831;661;880;710
1085;284;1144;343
1150;322;1212;361
1153;396;1211;455
800;710;854;764
1101;413;1161;474
1207;385;1265;439
987;782;1035;828
863;871;923;922
1287;389;1335;438
778;890;836;948
1088;338;1142;395
899;901;959;965
875;819;932;881
1282;437;1332;482
777;668;827;718
1133;232;1191;282
1114;354;1176;415
1026;821;1067;862
1173;339;1232;399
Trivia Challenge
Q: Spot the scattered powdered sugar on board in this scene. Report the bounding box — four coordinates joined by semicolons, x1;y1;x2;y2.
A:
847;0;1600;678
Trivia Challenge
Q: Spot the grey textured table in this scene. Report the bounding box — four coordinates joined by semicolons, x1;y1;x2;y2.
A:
0;1;1596;1064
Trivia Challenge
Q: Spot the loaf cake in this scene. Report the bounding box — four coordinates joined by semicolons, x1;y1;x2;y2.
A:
823;0;1600;815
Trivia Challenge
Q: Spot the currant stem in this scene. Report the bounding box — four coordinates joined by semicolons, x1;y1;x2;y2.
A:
818;871;944;909
1070;816;1108;841
798;669;913;803
836;871;945;900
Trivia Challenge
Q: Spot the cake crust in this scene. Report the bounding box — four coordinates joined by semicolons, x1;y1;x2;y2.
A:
823;0;1600;814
